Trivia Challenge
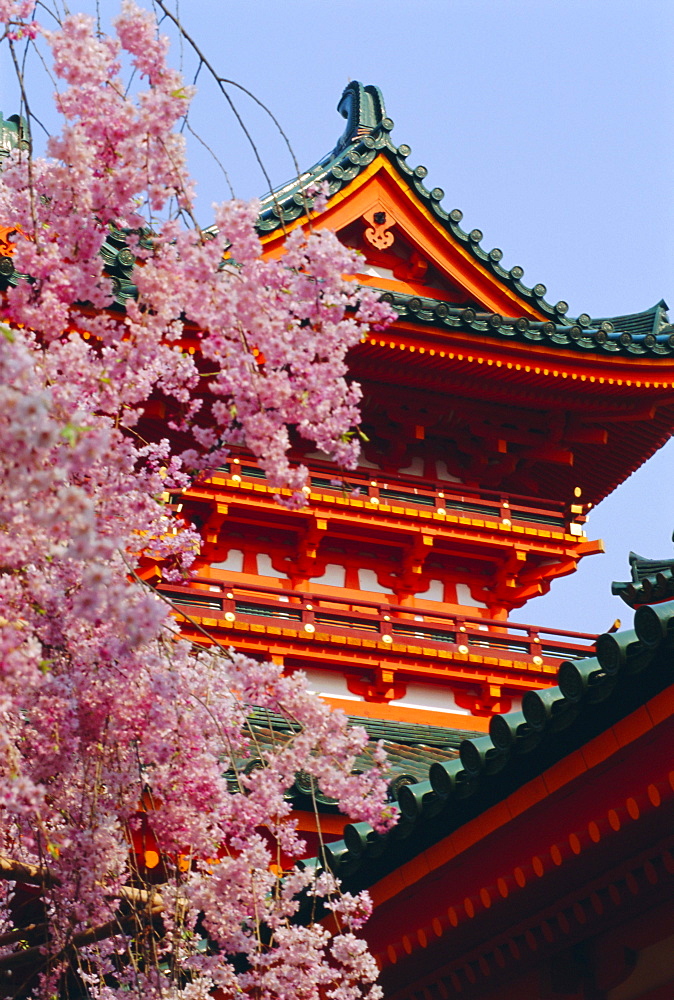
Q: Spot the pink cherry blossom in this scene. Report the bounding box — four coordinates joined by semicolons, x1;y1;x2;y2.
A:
0;2;395;998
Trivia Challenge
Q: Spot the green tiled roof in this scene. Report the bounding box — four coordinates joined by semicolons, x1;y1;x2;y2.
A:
257;82;570;321
596;300;668;339
612;543;674;607
235;709;481;803
301;598;674;889
346;714;478;750
0;113;28;159
255;82;670;356
0;223;144;305
0;90;668;360
381;290;673;358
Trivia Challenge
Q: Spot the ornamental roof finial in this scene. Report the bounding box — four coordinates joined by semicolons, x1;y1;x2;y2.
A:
0;113;29;159
334;82;387;153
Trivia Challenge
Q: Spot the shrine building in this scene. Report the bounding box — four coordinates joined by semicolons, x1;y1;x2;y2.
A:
159;83;674;728
150;83;674;1000
4;83;674;1000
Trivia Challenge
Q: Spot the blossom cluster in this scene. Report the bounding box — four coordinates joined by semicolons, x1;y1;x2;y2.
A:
0;3;394;998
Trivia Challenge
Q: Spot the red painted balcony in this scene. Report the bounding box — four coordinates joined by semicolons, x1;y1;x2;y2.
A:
158;578;596;696
205;458;588;537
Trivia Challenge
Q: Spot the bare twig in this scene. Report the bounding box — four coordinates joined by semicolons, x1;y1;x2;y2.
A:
151;0;314;229
0;890;164;973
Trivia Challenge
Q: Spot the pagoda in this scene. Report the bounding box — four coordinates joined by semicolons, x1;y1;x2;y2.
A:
155;82;674;1000
160;82;673;731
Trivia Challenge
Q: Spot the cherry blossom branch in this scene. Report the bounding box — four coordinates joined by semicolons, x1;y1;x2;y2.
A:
152;0;302;202
0;888;165;974
0;4;393;997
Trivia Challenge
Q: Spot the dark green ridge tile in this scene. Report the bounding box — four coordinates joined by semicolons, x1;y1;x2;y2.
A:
613;546;674;607
253;82;574;321
376;289;671;357
298;602;674;889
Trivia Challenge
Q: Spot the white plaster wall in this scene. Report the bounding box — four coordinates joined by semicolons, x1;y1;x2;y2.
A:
358;568;396;594
303;668;361;702
211;548;244;573
389;682;472;714
362;264;395;280
436;460;462;483
312;563;346;587
456;583;488;609
256;552;287;578
415;578;445;601
398;456;424;476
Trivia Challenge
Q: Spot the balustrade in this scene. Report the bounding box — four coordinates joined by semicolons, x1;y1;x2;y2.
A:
158;579;596;666
206;458;585;535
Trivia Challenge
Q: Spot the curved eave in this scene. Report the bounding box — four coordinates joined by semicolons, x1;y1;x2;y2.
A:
257;112;600;328
356;323;674;398
612;576;674;608
351;331;674;507
612;551;674;608
378;290;674;360
597;299;669;339
311;599;674;909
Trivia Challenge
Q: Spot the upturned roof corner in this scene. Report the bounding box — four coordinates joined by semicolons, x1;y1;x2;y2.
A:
333;82;389;153
256;83;670;357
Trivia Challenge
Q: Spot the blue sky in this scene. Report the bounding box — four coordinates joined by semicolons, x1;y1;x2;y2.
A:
2;0;673;634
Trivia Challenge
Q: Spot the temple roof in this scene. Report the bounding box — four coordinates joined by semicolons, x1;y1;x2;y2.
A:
377;291;672;358
234;711;482;803
612;542;674;607
257;82;671;359
303;597;674;889
2;87;669;361
258;83;568;317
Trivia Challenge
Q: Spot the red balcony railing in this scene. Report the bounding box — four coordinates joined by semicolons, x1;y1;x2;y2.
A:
204;459;586;535
158;580;596;666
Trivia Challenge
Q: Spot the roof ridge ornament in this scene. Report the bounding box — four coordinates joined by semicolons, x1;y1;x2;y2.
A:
255;87;665;352
0;112;29;159
334;82;390;153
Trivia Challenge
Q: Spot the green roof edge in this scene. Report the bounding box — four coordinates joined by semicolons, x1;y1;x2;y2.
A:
380;291;674;358
304;599;674;891
256;82;668;342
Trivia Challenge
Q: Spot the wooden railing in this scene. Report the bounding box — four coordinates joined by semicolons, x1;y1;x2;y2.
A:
158;580;596;665
206;459;585;535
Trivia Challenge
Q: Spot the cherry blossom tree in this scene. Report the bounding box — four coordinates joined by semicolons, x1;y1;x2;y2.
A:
0;2;394;997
